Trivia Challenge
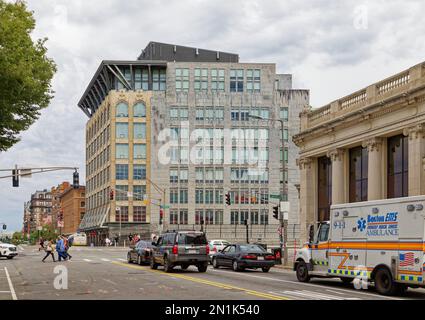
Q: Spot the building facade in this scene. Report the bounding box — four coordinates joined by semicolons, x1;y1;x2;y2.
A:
59;186;86;235
51;181;71;231
293;61;425;243
78;42;309;245
29;189;52;229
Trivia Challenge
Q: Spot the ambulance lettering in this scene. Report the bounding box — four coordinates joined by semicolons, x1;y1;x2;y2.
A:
356;212;399;236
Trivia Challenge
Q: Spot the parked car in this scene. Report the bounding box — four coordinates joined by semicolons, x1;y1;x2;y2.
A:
150;231;209;273
211;243;275;272
0;241;18;259
208;239;230;262
127;240;154;265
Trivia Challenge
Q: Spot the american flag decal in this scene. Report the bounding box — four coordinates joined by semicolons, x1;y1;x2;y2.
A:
400;252;415;267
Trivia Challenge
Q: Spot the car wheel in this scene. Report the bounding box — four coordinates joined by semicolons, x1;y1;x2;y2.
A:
340;277;353;284
150;257;158;270
181;265;189;270
232;260;241;272
375;268;399;296
296;261;310;282
137;255;142;265
198;263;208;273
127;253;132;264
262;267;270;273
7;256;14;260
212;257;220;269
164;256;173;273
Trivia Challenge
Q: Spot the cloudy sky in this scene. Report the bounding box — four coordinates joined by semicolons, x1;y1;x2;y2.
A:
1;0;425;232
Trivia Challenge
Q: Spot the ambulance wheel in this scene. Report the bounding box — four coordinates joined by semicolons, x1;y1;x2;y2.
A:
296;261;310;282
340;277;353;284
374;268;398;296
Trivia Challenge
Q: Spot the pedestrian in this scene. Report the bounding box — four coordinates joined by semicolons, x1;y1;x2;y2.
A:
56;236;67;261
38;237;44;251
42;240;56;262
63;235;72;260
114;235;119;246
105;238;111;247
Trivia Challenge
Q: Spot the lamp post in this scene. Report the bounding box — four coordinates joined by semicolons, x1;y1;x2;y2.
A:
248;114;288;266
116;206;121;245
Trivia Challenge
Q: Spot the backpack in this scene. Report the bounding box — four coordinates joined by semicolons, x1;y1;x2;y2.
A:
68;237;74;247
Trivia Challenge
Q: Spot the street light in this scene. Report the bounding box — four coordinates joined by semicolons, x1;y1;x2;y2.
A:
248;114;288;266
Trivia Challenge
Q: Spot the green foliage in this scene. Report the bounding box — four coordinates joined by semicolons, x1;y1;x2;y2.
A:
29;224;59;244
0;0;56;151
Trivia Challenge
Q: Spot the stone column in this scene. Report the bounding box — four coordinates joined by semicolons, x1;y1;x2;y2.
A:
328;148;346;205
363;138;383;200
403;124;425;196
298;157;314;244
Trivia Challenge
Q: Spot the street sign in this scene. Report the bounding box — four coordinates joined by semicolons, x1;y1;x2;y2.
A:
280;201;290;213
160;205;170;209
270;194;281;199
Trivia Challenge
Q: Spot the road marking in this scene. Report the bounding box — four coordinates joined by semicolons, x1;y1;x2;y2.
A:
111;262;290;300
280;290;359;300
117;258;126;261
210;269;402;300
83;259;92;262
101;258;111;262
4;267;17;300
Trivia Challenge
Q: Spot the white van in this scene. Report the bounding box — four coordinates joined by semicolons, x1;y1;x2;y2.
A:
294;196;425;296
69;233;87;246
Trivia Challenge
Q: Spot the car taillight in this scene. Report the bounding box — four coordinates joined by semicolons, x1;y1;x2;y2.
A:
242;255;257;260
212;246;217;252
265;255;275;260
206;245;210;255
172;245;178;254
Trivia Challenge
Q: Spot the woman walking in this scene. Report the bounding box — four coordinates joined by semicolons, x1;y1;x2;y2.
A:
42;240;56;262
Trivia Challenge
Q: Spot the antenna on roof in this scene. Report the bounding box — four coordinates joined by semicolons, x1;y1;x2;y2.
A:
216;51;220;60
173;45;177;53
196;48;199;56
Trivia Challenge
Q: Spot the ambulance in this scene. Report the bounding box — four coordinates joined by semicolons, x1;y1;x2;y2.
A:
294;195;425;296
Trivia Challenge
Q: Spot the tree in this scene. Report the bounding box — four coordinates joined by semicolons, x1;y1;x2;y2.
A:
0;0;56;151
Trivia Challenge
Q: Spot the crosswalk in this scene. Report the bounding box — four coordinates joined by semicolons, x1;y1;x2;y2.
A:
270;289;361;300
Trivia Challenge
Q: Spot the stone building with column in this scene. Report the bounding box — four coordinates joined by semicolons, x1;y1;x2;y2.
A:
293;61;425;243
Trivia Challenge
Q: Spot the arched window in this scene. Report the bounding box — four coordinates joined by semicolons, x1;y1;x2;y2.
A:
116;102;128;117
134;102;146;117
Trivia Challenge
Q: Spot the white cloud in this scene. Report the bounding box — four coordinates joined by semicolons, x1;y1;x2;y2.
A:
1;0;425;231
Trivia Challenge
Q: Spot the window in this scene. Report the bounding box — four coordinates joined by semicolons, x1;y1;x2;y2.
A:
318;156;332;222
388;135;408;199
169;210;178;225
179;189;188;204
260;209;269;225
133;165;146;180
211;69;225;91
230;69;244;92
215;168;223;183
134;144;146;159
231;211;239;225
170;169;178;183
196;108;204;121
318;224;330;242
133;185;146;201
180;108;188;121
283;129;289;142
116;102;128;117
116;164;128;180
179;169;188;183
281;148;289;163
349;146;368;203
205;209;214;225
205;168;214;183
133;102;146;117
116;144;129;159
152;69;166;91
116;185;128;201
179;210;188;224
134;123;146;139
250;210;259;225
116;67;130;90
280;107;288;121
195;189;204;204
247;69;260;92
176;68;189;92
170;189;178;204
195;168;204;183
214;210;223;225
133;206;146;222
205;189;214;204
194;68;208;91
116;206;128;222
134;69;148;91
231;110;239;121
116;123;128;139
169;107;179;120
195;210;204;225
215;189;223;204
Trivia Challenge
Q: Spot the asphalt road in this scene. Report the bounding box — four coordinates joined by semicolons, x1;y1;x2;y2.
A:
1;245;425;300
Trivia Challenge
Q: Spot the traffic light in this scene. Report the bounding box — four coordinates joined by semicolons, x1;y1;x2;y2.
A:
244;219;248;226
73;170;79;188
159;209;164;225
273;206;279;220
2;224;6;230
110;190;114;200
12;169;19;187
225;193;231;206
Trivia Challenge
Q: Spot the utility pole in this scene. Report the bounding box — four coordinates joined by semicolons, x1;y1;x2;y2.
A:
245;219;249;244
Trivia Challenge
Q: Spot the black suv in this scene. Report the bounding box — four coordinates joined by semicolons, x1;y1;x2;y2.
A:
150;231;209;272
